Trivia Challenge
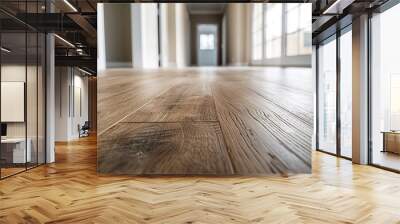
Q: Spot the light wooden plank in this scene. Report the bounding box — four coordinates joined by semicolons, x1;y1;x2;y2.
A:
98;122;234;175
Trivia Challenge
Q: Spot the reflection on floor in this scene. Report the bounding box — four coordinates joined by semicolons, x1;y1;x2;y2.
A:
98;67;314;175
1;136;400;223
0;167;25;178
373;150;400;171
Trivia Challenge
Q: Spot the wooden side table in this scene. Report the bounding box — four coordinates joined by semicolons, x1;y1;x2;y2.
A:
382;131;400;154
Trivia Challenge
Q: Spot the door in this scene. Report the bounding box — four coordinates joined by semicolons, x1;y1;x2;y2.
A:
197;24;218;66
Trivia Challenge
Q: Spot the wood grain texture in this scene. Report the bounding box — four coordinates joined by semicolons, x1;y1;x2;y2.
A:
211;70;313;174
97;69;183;133
98;122;234;175
1;136;400;223
122;83;217;122
98;67;313;175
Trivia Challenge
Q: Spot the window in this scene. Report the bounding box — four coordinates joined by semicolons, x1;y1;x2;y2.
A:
340;29;352;158
318;37;337;154
252;3;263;61
251;3;311;63
370;3;400;171
264;4;282;58
285;3;312;56
200;34;215;50
390;74;400;130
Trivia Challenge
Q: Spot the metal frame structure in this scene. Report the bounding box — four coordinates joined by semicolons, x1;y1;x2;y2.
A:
314;0;400;172
366;0;400;173
0;0;47;180
314;22;352;161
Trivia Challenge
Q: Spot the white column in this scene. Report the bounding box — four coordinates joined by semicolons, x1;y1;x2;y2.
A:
46;33;55;163
97;3;106;72
131;3;159;68
352;14;369;164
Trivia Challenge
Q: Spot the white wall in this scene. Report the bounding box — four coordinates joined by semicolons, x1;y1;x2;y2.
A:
55;67;89;141
131;3;159;68
1;65;31;138
1;64;47;163
160;3;191;68
226;3;249;66
142;4;160;68
175;3;191;67
102;4;133;68
55;67;70;141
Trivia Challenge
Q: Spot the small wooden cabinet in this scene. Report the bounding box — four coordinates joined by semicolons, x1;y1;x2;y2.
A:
382;131;400;154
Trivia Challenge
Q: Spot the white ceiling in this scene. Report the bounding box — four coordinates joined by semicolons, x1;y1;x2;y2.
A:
186;3;227;15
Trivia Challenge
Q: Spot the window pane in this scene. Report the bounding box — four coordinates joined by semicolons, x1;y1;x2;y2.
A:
299;4;311;30
265;4;282;40
252;4;263;61
266;38;281;59
298;29;312;55
340;30;352;158
286;6;299;33
318;38;337;154
286;32;299;56
253;44;262;60
200;34;215;50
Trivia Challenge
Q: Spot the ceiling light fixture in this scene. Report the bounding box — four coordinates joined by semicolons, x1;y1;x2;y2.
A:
78;67;93;76
1;47;11;53
63;0;78;12
54;34;75;48
322;0;354;15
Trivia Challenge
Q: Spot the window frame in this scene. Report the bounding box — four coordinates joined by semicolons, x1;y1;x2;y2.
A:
250;3;312;66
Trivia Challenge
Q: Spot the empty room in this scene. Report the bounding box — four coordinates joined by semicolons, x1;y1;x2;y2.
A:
97;3;313;176
1;1;400;223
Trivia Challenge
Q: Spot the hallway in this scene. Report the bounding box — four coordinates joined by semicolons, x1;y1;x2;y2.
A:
98;67;313;175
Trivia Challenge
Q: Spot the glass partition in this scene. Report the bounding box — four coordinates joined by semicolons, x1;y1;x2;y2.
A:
317;36;337;154
0;3;46;179
38;32;45;165
1;30;28;177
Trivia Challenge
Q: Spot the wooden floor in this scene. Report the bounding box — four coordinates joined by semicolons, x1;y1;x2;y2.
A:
1;135;400;223
98;67;313;175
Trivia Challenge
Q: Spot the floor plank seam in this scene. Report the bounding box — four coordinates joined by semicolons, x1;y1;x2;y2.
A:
118;121;220;123
98;82;182;136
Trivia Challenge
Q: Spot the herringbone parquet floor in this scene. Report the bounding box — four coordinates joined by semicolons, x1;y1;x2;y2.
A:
1;135;400;223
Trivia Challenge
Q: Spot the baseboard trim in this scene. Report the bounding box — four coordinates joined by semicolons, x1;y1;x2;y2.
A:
106;62;133;68
228;62;249;66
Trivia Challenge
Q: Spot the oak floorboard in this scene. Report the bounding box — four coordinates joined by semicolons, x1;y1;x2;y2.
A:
97;69;185;133
122;83;217;122
98;122;233;175
98;67;313;175
211;70;312;175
